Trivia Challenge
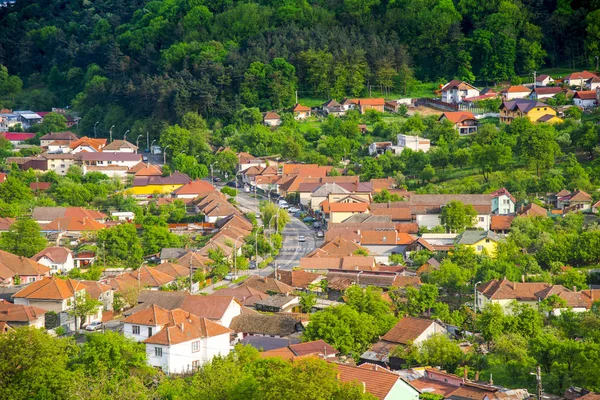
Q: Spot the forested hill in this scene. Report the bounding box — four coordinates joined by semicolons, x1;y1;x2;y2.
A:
0;0;598;131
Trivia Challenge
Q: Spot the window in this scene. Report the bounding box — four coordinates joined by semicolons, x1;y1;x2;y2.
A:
154;347;163;357
132;325;140;335
476;245;483;252
382;236;387;242
192;341;200;352
192;360;201;369
485;239;490;243
148;327;153;337
478;217;484;222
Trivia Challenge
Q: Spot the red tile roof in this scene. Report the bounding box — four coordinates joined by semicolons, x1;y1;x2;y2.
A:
381;317;436;344
503;85;530;93
31;247;73;264
440;111;476;124
574;90;597;100
490;215;514;231
329;202;369;213
566;70;598;80
0;250;50;281
335;363;401;400
358;98;385;106
292;103;311;112
43;217;105;231
172;179;216;195
12;276;84;300
0;300;46;322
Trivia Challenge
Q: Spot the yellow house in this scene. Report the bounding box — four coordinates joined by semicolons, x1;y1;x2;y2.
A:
126;172;190;196
454;230;502;256
499;99;562;124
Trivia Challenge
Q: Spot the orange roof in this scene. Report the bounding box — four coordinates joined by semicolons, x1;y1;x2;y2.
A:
77;280;112;299
69;136;106;151
315;237;367;257
123;303;174;325
13;276;84;300
382;317;437;344
503;85;531;93
0;300;46;322
370;207;411;221
32;247;73;264
329;202;369;213
292;103;311;112
128;162;163;176
272;269;321;289
44;216;105;231
153;262;191;279
264;112;281;120
440;111;476;124
358;98;385;106
566;70;598;80
282;163;318;175
573;90;597;100
518;203;547;217
490;215;514;231
129;265;175;288
260;347;298;360
335;363;401;400
172;179;216;195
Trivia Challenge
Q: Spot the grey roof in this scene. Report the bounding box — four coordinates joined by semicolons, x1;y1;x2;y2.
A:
122;290;187;316
103;140;138;151
32;207;67;221
501;99;548;113
455;230;503;245
39;132;78;141
230;314;299;336
160;248;188;260
240;336;299;351
311;183;350;197
342;214;391;224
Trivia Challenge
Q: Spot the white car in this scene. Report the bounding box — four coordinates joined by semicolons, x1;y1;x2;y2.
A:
224;273;235;281
298;235;306;242
279;202;289;209
85;321;102;331
288;207;300;213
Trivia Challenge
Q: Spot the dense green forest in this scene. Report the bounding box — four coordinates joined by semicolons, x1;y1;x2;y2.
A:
0;0;599;136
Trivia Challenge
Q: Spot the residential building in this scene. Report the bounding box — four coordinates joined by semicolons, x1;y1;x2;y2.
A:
42;153;76;175
69;137;106;153
31;247;75;274
79;280;113;311
0;132;35;144
230;313;302;339
237;152;267;172
261;339;338;360
214;287;269;307
322;100;345;116
501;85;532;100
491;187;515;214
0;249;51;286
271;269;322;290
536;74;555;86
440;80;480;104
0;300;46;329
75;152;141;173
490;215;515;234
241;276;295;295
39;131;79;148
129;172;191;195
13;110;42;129
254;295;300;313
477;278;557;312
564;70;599;88
32;206;106;225
409;194;492;230
438;111;478;135
172;179;215;199
530;86;563;100
397;134;431;153
557;189;592;212
357;98;385;113
518;202;547;217
369;141;402;156
102;139;138;153
336;363;420;400
329;200;370;223
573;90;598;108
263;112;282;127
455;230;503;255
292;103;311;120
123;305;231;374
500;99;562;124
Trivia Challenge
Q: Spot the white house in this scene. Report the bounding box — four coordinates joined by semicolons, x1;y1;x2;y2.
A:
102;139;138;153
588;76;600;91
440;80;480;104
529;87;563;100
410;194;492;231
535;74;555;87
13;111;42;129
491;187;515;215
123;304;231;374
336;363;421;400
502;85;532;100
368;142;402;156
564;71;599;88
31;247;75;274
263;112;282;127
397;134;430;153
573;91;598;108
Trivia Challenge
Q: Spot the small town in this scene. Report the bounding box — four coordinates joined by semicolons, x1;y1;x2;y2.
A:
1;1;600;399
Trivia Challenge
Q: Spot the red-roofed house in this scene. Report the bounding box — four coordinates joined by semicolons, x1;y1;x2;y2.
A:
329;201;370;223
31;247;75;274
438;112;478;135
502;85;533;100
1;132;35;144
565;71;599;87
536;74;555;86
357;98;385;113
573;90;598;108
292;103;311;120
336;363;420;400
441;80;480;104
123;304;231;373
0;300;47;329
172;180;216;199
263;112;282;127
491;187;515;215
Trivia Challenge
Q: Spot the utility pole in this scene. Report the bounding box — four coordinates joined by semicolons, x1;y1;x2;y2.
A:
94;121;99;138
596;56;599;73
146;131;150;152
189;250;193;294
533;71;536;89
369;84;372;98
295;90;298;104
531;366;543;400
109;125;115;143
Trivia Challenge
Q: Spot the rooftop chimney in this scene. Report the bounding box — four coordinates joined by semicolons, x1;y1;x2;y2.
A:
573;286;577;293
521;274;525;283
489;373;493;386
463;366;468;380
180;323;184;332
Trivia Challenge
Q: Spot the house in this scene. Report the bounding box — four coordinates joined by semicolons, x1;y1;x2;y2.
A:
0;217;15;232
241;276;295;295
477;278;557;312
369;142;398;156
501;85;532;100
69;136;106;153
102;139;138;153
329;201;370;224
557;189;593;212
13;111;43;129
326;270;420;290
455;230;502;255
536;74;555;86
490;215;515;234
263;112;282;127
440;81;480;104
0;300;46;329
530;87;563;100
129;172;191;195
39;131;79;148
491;187;515;214
292;104;311;120
171;179;215;199
31;247;75;274
43;216;106;234
409;194;492;230
214;286;269;307
254;295;300;313
361;317;447;368
0;132;35;145
565;71;599;88
237;152;266;172
30;182;51;192
322;100;345;116
416;258;441;276
271;269;322;290
335;363;420;400
261;339;338;360
123;305;231;374
0;250;51;286
438;112;478;135
396;134;430;153
76;152;141;177
12;276;102;327
341;98;357;111
230;313;301;338
573;91;598;108
518;202;547;217
357;98;385;113
32;206;106;225
128;162;162;177
42;153;76;175
500;99;562;124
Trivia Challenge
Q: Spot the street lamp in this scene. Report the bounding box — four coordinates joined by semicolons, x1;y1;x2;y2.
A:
235;169;243;204
109;125;115;143
473;281;482;313
136;134;143;151
233;236;244;278
93;121;99;138
210;162;217;186
163;145;171;165
530;366;542;400
124;129;130;142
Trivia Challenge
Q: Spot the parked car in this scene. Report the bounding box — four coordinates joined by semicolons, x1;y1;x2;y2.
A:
279;202;289;209
213;177;221;182
303;217;316;223
226;181;237;188
142;155;148;162
249;261;257;270
224;273;235;281
288;207;300;213
316;230;324;238
298;235;306;242
313;222;321;229
293;212;302;218
85;321;103;331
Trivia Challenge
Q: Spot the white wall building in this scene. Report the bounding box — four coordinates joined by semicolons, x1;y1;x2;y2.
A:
397;134;430;153
440;81;480;104
31;247;75;274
